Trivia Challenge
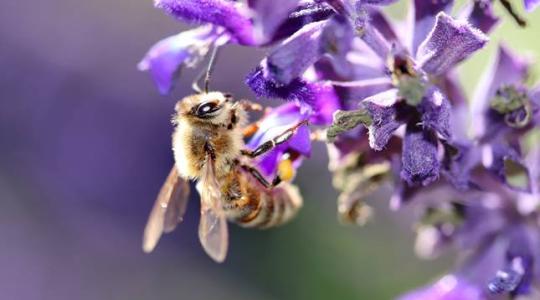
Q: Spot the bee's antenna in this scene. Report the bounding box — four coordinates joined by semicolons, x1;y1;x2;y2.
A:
191;45;221;94
191;68;204;94
204;45;220;94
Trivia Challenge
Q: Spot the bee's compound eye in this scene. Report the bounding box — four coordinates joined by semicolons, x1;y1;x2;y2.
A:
196;102;219;117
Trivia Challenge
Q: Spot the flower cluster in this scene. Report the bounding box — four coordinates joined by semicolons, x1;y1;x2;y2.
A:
139;0;540;298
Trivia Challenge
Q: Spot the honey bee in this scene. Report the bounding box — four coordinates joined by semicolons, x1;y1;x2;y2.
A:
142;54;306;262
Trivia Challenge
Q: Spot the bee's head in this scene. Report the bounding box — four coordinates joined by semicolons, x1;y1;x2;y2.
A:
175;91;234;124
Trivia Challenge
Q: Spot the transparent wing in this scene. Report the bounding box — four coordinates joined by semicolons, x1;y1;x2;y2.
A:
143;166;190;253
197;156;228;263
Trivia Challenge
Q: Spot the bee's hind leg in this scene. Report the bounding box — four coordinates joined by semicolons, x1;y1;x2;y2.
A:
241;165;282;189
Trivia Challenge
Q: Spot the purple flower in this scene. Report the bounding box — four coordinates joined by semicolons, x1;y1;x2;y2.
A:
459;0;499;34
524;0;540;10
327;7;487;187
401;126;440;186
246;0;401;106
402;139;540;299
417;13;488;75
411;0;454;55
472;45;531;139
245;66;340;113
398;275;484;300
138;26;223;94
263;20;328;85
155;0;255;45
140;0;334;94
471;45;539;192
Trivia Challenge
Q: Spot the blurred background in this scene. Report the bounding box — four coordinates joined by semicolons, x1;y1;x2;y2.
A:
1;1;539;299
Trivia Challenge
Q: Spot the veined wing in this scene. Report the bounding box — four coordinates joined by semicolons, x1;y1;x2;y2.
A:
143;166;190;253
197;156;228;263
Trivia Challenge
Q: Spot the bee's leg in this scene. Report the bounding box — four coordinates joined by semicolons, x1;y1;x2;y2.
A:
241;106;272;138
241;165;282;188
241;120;309;158
243;122;259;138
204;141;217;161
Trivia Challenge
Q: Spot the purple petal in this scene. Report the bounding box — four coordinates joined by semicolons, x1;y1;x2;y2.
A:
482;142;531;192
320;16;355;78
332;77;393;110
358;0;399;5
269;2;335;43
472;45;530;138
138;26;219;94
524;141;540;193
398;275;484;300
411;0;454;55
417;12;488;75
401;126;440;186
155;0;254;45
362;89;403;151
355;17;390;59
436;70;467;106
248;0;300;43
246;66;339;111
487;228;534;296
368;8;398;42
414;224;453;259
524;0;540;11
390;179;419;211
320;0;354;18
441;141;480;191
308;82;341;125
419;88;451;140
460;0;499;34
266;21;327;85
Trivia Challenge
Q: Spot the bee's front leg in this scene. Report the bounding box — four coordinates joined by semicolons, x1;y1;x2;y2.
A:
241;120;309;158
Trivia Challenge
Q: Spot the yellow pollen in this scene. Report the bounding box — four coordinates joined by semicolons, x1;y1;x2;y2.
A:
278;159;295;182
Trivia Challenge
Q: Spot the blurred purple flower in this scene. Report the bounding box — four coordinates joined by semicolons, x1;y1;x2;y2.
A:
398;275;484;300
472;45;539;192
394;34;540;297
459;0;499;34
524;0;540;11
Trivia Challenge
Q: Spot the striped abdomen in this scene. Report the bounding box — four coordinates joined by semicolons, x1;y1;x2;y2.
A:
221;169;303;229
